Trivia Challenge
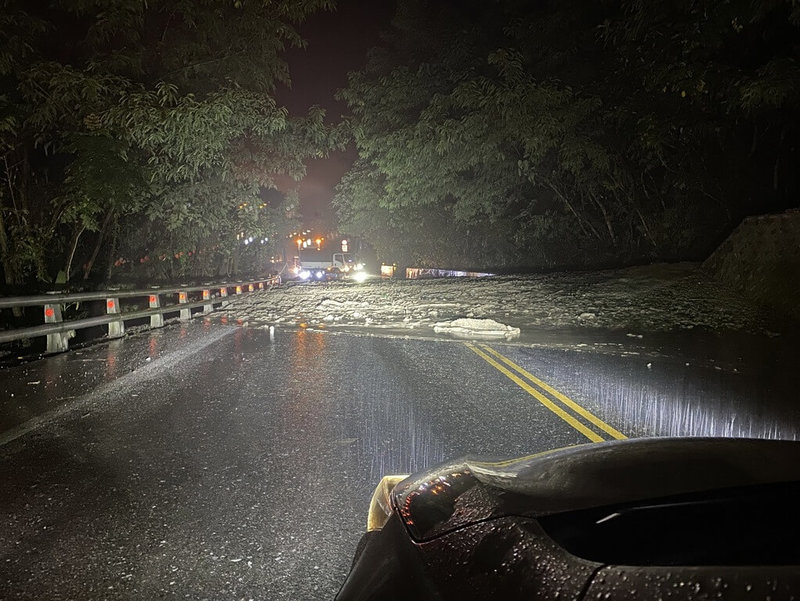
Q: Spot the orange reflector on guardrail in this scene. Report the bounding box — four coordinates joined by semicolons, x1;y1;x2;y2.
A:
179;292;187;302
149;295;157;303
45;307;54;317
107;300;115;309
236;286;242;294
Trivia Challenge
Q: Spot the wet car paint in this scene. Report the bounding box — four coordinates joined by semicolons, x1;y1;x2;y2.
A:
337;438;800;600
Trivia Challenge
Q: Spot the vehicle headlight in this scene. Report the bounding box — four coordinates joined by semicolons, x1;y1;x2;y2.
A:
355;263;364;270
367;475;409;532
352;271;368;283
316;270;324;279
299;270;311;280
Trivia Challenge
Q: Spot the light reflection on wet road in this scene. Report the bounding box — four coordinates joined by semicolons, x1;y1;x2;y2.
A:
492;336;799;440
0;320;797;599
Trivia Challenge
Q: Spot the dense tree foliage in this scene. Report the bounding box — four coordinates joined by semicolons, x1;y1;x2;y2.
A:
0;0;340;289
335;0;800;270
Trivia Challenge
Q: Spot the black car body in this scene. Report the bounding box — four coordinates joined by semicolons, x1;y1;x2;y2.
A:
336;437;800;600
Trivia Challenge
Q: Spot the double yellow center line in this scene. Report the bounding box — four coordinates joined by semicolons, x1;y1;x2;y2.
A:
465;343;626;442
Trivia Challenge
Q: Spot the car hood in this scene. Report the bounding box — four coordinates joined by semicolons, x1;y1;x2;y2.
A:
391;437;800;541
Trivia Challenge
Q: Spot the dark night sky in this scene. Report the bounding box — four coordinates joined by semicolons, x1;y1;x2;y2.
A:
273;0;396;230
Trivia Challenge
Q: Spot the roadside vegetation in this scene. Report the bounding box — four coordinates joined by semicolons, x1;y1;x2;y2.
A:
2;0;799;291
0;0;341;292
335;0;800;271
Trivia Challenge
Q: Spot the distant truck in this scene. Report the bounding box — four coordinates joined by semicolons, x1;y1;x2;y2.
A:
291;249;367;282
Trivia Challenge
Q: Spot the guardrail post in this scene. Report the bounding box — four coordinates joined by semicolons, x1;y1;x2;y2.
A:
106;298;124;338
219;286;228;298
248;284;254;292
149;294;164;328
202;289;213;314
178;291;191;321
235;285;242;295
44;304;73;353
258;282;264;290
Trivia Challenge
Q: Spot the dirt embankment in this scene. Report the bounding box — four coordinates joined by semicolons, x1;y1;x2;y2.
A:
703;210;800;326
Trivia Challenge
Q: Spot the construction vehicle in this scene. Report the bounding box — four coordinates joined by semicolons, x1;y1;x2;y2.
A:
289;236;367;282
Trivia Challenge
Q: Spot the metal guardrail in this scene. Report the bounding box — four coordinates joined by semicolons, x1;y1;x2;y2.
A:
405;267;494;279
0;277;280;353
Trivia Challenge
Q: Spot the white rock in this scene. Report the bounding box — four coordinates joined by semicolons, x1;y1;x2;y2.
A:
434;318;521;341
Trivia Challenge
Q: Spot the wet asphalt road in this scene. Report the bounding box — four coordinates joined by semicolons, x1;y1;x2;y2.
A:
1;320;798;599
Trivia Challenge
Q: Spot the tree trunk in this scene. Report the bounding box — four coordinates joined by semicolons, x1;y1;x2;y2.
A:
544;177;601;240
64;224;86;283
105;225;118;283
83;209;114;280
231;247;240;276
749;123;758;156
0;206;15;282
632;204;656;247
1;155;25;313
589;193;616;246
0;205;23;316
3;149;49;282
